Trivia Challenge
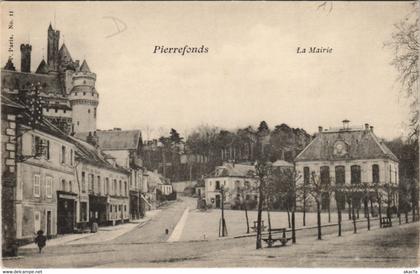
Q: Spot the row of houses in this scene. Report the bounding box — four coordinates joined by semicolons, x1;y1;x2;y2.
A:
201;121;400;211
2;92;175;253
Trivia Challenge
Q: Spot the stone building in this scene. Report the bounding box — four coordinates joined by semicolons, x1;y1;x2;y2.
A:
1;95;25;255
295;121;399;211
1;24;98;135
75;129;146;220
204;163;258;209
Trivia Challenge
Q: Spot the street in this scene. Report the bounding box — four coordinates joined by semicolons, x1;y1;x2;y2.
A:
2;197;418;268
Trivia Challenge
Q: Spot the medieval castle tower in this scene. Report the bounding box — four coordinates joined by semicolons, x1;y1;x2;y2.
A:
2;24;99;135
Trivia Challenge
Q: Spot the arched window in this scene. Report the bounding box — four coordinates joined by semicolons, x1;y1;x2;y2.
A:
69;181;73;192
372;164;380;184
351;165;361;184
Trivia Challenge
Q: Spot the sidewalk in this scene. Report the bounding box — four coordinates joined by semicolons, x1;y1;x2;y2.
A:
20;209;161;249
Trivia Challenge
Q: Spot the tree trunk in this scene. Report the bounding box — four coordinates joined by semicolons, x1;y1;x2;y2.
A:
244;202;250;234
348;201;352;220
328;198;331;223
412;204;416;222
303;198;306;227
286;204;291;228
378;196;383;228
352;198;357;233
317;201;322;240
256;183;264;249
366;199;370;231
337;199;342;237
292;210;296;243
370;199;374;217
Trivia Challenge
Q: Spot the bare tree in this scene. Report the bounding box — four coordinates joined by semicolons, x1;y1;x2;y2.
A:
254;160;272;249
386;2;419;141
308;172;324;240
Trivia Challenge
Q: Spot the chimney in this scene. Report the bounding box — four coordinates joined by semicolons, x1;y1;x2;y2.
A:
342;119;350;130
364;123;369;131
370;126;374;132
318;126;323;133
86;131;99;147
20;44;32;73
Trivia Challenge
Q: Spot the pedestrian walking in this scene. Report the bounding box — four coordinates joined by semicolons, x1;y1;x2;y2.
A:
34;230;47;253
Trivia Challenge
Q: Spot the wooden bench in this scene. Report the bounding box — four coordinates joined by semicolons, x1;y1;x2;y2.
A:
251;220;266;232
262;228;292;248
381;217;392;228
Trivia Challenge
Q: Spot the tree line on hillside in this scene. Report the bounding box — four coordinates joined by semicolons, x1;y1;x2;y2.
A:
141;121;312;182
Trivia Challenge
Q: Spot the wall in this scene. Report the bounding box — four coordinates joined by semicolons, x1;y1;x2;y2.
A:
204;176;258;207
295;158;400;211
16;130;76;239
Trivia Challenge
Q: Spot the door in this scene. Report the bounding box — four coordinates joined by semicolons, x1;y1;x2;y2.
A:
215;195;221;208
58;199;75;234
34;211;41;233
46;211;52;237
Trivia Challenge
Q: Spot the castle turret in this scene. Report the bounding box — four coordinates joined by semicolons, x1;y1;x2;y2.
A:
20;44;32;73
47;24;60;72
69;60;98;133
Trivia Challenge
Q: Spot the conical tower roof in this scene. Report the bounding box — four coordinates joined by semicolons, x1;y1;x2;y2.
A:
58;43;73;62
80;60;91;72
4;58;16;71
36;59;49;74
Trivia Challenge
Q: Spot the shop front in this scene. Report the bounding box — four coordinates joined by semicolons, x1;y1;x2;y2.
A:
107;196;129;226
57;191;77;234
129;191;141;220
89;195;108;226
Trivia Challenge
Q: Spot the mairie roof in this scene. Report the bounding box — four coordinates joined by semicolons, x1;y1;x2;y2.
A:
295;129;399;162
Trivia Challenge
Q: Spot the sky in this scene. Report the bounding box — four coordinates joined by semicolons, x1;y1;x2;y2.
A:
1;2;414;140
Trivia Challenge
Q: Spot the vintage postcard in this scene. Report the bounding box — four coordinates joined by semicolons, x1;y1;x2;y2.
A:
1;0;419;270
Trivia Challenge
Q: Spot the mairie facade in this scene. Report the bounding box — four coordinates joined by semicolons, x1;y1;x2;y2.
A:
295;121;399;211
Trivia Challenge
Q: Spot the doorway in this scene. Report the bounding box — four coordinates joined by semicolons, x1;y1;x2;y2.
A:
46;211;52;237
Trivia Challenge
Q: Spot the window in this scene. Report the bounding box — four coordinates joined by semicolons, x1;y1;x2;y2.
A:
88;109;90;114
320;166;330;210
215;181;220;190
110;205;113;212
372;164;380;184
46;176;52;198
61;146;66;164
351;165;361;185
335;166;345;186
303;167;310;186
69;181;73;193
119;181;122;196
106;178;110;194
82;172;86;193
88;174;94;191
97;176;101;194
70;149;73;166
94;108;97;118
113;179;117;195
124;205;127;212
61;179;66;191
33;174;41;197
32;136;49;159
